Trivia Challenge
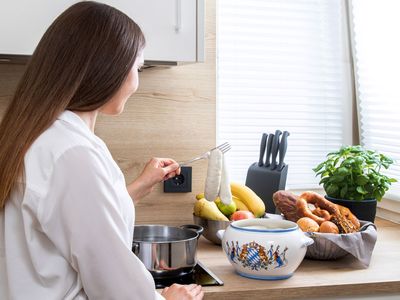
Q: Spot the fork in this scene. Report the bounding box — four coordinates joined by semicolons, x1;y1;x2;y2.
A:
178;142;231;166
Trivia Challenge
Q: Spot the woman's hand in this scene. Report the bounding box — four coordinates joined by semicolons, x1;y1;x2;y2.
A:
127;158;180;202
161;284;204;300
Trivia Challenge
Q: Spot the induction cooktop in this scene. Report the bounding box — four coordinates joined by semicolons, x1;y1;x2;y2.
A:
154;261;224;289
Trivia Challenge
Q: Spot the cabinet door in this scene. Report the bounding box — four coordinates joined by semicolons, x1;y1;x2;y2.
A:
0;0;75;55
109;0;198;63
0;0;200;63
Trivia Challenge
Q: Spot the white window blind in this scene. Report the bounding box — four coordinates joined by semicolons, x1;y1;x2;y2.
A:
351;0;400;201
217;0;353;189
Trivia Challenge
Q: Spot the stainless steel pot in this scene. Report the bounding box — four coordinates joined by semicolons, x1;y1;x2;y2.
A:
132;224;203;279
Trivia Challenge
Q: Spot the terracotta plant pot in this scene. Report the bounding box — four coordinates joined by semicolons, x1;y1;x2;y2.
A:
325;195;377;223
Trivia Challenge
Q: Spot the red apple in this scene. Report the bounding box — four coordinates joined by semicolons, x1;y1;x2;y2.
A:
230;210;255;221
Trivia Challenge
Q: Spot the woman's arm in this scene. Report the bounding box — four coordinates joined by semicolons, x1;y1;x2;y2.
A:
127;158;180;203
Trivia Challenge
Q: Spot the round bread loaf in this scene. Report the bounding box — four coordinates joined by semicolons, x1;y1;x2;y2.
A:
297;217;319;232
319;221;339;234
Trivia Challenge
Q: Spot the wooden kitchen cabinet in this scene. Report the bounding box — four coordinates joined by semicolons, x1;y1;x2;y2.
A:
0;0;204;64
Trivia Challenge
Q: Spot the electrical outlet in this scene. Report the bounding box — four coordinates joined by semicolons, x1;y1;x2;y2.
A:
164;166;192;193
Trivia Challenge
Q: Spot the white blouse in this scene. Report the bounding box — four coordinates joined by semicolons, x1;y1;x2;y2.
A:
0;111;164;299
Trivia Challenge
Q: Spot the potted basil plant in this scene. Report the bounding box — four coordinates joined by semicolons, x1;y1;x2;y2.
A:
313;145;397;222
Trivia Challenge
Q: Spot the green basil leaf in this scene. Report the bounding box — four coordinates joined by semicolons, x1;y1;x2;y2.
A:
312;162;325;172
340;185;348;198
356;186;368;195
338;167;349;176
356;175;369;185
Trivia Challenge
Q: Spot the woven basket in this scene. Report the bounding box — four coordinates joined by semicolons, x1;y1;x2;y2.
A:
305;234;349;260
305;221;375;261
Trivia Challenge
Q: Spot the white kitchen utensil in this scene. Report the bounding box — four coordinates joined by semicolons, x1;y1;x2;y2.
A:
178;142;231;166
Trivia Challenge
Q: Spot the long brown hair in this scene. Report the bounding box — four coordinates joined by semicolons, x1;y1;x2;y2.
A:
0;1;145;209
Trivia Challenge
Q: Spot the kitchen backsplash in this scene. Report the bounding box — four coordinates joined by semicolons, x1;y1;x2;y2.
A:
0;0;216;226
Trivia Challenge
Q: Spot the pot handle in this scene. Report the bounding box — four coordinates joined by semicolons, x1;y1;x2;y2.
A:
301;233;314;248
216;229;225;241
180;224;204;239
132;242;140;254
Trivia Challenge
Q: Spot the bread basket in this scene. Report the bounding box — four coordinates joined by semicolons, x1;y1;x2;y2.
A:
305;234;349;260
304;221;377;264
265;213;377;267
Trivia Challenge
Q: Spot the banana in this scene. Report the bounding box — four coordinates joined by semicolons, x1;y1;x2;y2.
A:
230;182;265;217
196;193;205;200
232;196;249;211
197;192;244;209
194;198;229;221
197;193;249;211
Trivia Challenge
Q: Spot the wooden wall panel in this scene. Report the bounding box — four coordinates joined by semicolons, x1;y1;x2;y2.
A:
0;0;216;226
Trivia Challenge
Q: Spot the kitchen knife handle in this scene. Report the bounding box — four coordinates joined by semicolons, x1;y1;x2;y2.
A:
265;133;274;167
270;130;282;170
278;131;290;170
258;133;268;166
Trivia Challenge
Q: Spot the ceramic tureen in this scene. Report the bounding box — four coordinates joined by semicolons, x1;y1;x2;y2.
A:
217;218;313;280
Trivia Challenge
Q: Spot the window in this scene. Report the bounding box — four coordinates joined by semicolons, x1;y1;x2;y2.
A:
350;0;400;201
217;0;353;189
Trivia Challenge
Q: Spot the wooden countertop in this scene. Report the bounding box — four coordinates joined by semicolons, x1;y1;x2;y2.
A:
195;218;400;300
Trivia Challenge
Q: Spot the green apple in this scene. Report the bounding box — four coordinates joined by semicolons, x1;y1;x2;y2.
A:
215;198;237;216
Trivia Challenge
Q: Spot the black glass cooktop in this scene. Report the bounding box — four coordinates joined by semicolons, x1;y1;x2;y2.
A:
154;261;224;289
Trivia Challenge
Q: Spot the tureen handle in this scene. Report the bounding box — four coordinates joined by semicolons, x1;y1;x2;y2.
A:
301;234;314;248
216;229;225;241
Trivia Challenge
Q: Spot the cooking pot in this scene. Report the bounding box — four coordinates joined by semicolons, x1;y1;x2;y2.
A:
132;224;203;279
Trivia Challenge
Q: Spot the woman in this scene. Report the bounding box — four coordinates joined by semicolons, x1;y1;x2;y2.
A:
0;2;203;300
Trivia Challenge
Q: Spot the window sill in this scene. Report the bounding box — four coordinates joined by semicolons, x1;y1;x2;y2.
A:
377;198;400;224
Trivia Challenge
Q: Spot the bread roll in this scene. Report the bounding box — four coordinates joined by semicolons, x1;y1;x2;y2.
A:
273;191;301;222
297;217;319;232
319;221;339;234
336;204;360;231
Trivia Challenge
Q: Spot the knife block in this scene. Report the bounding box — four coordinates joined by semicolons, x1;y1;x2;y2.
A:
245;163;289;214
